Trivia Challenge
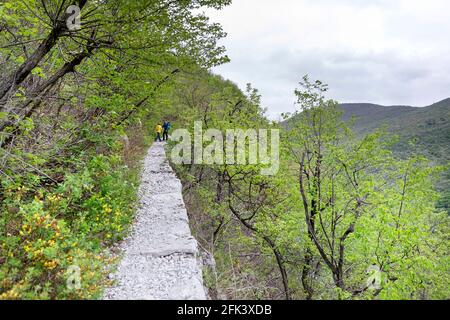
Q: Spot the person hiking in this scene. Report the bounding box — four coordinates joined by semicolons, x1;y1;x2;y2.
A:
162;121;171;141
155;123;163;142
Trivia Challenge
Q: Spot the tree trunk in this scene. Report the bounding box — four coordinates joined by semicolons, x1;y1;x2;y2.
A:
0;0;88;107
228;202;292;300
271;245;291;300
301;248;314;300
0;48;94;147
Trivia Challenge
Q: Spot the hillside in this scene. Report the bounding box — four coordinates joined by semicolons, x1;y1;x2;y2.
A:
284;98;449;212
340;99;450;213
341;99;450;163
1;0;449;302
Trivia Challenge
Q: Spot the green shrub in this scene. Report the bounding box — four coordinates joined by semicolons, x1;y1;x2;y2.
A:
0;154;138;299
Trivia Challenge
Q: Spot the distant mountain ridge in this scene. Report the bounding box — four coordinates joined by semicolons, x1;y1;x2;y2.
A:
340;98;450;163
284;98;450;213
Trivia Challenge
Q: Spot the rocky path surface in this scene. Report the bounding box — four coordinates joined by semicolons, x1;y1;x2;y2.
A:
103;143;206;300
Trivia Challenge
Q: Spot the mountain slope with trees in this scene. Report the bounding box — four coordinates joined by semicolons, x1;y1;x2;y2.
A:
164;74;450;300
286;99;450;213
340;100;450;213
341;99;450;163
0;1;448;301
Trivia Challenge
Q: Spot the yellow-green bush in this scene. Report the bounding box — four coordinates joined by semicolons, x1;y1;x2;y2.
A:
0;155;138;299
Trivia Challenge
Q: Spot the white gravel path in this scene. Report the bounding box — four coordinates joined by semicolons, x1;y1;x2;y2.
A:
103;143;206;300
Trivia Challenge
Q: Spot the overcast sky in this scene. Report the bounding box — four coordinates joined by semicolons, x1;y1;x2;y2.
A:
205;0;450;119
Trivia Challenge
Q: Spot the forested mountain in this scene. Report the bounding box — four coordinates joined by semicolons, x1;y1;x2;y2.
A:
286;99;450;213
341;99;450;163
287;99;450;162
166;75;449;300
0;1;448;301
341;100;450;213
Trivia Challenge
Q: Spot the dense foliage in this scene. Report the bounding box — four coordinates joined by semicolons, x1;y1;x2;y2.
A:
286;100;450;214
167;74;449;300
0;0;230;299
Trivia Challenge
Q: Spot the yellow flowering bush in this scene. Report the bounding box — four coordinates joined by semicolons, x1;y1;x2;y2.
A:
0;155;138;299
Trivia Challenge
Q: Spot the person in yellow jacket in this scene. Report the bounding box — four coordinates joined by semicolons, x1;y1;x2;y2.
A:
155;123;163;142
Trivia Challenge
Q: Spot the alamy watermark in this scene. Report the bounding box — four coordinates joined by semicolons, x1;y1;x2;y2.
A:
366;265;382;291
66;5;81;31
66;265;81;290
170;122;280;176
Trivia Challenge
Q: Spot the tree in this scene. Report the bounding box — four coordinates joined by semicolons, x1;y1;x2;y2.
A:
286;76;450;299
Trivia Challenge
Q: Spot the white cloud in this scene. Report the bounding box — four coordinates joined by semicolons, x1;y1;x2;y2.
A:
204;0;450;119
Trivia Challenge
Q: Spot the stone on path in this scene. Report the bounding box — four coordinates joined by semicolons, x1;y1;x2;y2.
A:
103;143;206;300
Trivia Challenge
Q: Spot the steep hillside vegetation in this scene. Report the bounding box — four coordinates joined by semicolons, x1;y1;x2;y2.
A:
0;0;231;299
285;99;449;213
340;99;450;212
165;75;449;300
341;99;450;163
1;1;448;301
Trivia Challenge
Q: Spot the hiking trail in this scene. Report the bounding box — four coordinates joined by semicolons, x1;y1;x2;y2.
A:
103;143;206;300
